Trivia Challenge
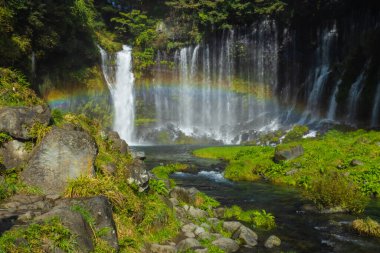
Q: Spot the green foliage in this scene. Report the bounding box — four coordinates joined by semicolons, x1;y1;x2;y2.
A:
0;132;11;146
194;129;380;212
303;171;368;213
0;217;77;252
151;163;189;179
28;121;51;145
51;109;64;125
352;217;380;238
223;205;276;230
194;191;220;211
283;125;309;143
149;179;169;195
0;68;43;106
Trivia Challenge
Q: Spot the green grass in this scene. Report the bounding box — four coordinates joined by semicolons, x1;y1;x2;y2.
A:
223;205;276;230
151;163;189;179
352;217;380;238
194;129;380;212
0;217;77;252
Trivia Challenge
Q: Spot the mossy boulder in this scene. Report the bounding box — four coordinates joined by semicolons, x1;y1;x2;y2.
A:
274;144;304;163
22;127;97;195
0;105;51;140
0;140;30;170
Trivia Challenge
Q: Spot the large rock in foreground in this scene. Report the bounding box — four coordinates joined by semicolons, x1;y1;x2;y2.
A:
22;127;97;194
0;105;51;139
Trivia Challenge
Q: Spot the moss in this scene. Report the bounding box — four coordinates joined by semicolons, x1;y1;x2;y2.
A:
283;125;309;143
151;163;189;179
0;217;77;252
352;217;380;238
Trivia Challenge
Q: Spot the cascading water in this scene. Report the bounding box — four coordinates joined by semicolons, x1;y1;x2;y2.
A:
347;69;366;125
371;82;380;127
327;81;340;121
136;20;281;144
99;45;136;144
300;24;337;123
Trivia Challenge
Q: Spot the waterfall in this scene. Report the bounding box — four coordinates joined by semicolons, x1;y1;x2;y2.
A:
31;52;36;76
136;20;280;144
301;24;337;123
347;70;366;124
371;82;380;127
99;45;136;144
327;81;340;121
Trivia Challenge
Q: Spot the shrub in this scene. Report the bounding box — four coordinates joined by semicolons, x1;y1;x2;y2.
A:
352;217;380;238
28;121;52;144
303;171;368;213
151;163;189;179
223;205;276;230
149;179;169;195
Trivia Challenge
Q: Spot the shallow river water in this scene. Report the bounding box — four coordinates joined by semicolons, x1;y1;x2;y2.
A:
134;145;380;253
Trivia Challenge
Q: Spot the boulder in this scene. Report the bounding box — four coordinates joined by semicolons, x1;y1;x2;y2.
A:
264;235;281;248
232;225;258;247
223;221;242;233
34;205;94;252
182;223;197;234
150;244;176;253
212;237;239;253
169;187;199;204
176;238;201;252
131;150;146;161
0;105;51;139
188;206;208;219
127;159;150;192
274;144;304;163
0;140;30;169
22;127;97;195
69;196;118;250
107;131;128;154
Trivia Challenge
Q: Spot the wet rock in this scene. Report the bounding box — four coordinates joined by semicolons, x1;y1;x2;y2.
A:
127;159;150;192
169;187;199;204
150;244;177;253
176;238;201;252
0;140;30;170
232;225;258;247
107;131;128;154
264;235;281;248
131;150;146;161
22;127;97;195
274;144;304;163
212;237;239;253
194;226;206;236
223;221;242;233
0;105;51;139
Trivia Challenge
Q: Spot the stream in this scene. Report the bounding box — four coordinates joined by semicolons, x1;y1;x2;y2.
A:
135;145;380;253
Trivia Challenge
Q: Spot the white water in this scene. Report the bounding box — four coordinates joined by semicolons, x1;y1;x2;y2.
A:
347;70;366;124
371;82;380;127
301;24;337;123
99;45;136;144
140;20;280;144
327;80;340;121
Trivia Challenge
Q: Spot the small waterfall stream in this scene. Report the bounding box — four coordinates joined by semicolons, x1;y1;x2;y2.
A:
100;45;136;144
371;82;380;127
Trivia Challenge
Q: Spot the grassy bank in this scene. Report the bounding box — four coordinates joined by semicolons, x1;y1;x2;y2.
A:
194;129;380;212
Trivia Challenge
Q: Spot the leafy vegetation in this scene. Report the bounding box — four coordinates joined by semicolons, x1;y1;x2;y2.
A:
0;217;77;253
194;128;380;212
0;68;43;106
151;163;189;179
224;205;276;230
